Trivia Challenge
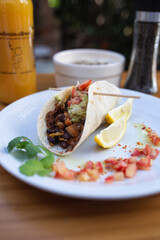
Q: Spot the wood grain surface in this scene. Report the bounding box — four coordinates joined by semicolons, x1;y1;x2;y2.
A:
1;72;160;240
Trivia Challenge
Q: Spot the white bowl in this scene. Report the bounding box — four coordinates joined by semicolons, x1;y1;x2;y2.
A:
53;49;125;87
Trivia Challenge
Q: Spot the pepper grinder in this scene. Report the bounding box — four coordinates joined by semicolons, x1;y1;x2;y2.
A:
124;0;160;94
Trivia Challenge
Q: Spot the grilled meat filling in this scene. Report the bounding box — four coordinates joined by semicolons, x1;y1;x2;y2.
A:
45;80;92;152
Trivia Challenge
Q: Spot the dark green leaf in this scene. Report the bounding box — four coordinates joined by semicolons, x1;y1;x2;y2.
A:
7;137;41;159
11;150;28;161
25;143;41;158
7;136;31;152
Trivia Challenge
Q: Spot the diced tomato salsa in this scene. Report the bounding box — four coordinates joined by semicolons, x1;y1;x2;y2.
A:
148;131;160;146
141;124;160;146
51;124;160;183
52;143;159;183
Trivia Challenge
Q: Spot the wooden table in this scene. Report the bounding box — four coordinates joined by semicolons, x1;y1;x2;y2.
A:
1;73;160;240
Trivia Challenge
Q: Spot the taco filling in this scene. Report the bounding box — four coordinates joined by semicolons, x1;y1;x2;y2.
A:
45;80;92;152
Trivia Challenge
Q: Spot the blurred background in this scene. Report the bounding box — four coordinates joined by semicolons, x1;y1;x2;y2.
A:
32;0;160;73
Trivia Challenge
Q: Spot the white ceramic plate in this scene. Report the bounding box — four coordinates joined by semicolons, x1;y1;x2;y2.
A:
0;89;160;200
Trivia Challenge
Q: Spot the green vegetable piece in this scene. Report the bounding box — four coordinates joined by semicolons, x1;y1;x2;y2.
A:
7;136;41;159
8;137;55;177
19;159;51;177
25;142;41;158
40;155;54;169
7;136;31;152
37;169;52;176
20;159;43;176
17;141;30;149
38;145;55;169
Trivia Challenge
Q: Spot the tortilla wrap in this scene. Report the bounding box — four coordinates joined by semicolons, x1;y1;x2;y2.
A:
37;81;121;156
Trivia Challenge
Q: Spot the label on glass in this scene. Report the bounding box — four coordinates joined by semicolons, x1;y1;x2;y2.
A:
0;29;35;75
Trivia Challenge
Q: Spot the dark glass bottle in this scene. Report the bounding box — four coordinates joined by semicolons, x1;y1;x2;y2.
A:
124;0;160;94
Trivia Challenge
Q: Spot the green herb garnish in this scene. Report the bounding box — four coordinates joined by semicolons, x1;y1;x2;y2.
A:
19;159;52;176
7;137;55;177
7;136;41;158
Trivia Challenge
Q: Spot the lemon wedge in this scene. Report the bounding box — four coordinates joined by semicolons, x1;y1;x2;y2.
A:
105;99;133;124
94;116;127;148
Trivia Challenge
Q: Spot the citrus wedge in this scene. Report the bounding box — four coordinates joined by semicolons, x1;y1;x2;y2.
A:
94;116;127;148
105;99;133;124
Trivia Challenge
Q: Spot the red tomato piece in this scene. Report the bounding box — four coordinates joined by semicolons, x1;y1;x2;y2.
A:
105;175;114;183
104;157;117;164
72;86;78;98
143;144;151;156
55;170;76;180
87;169;99;181
148;131;160;146
128;157;138;163
137;156;152;170
84;160;94;170
150;148;159;160
105;163;113;170
113;160;127;172
53;161;77;180
64;170;77;180
95;161;103;173
77;167;99;182
131;148;143;157
77;170;90;182
114;171;125;181
67;97;82;107
104;157;117;170
131;148;140;157
78;79;92;91
123;158;129;163
125;163;137;178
